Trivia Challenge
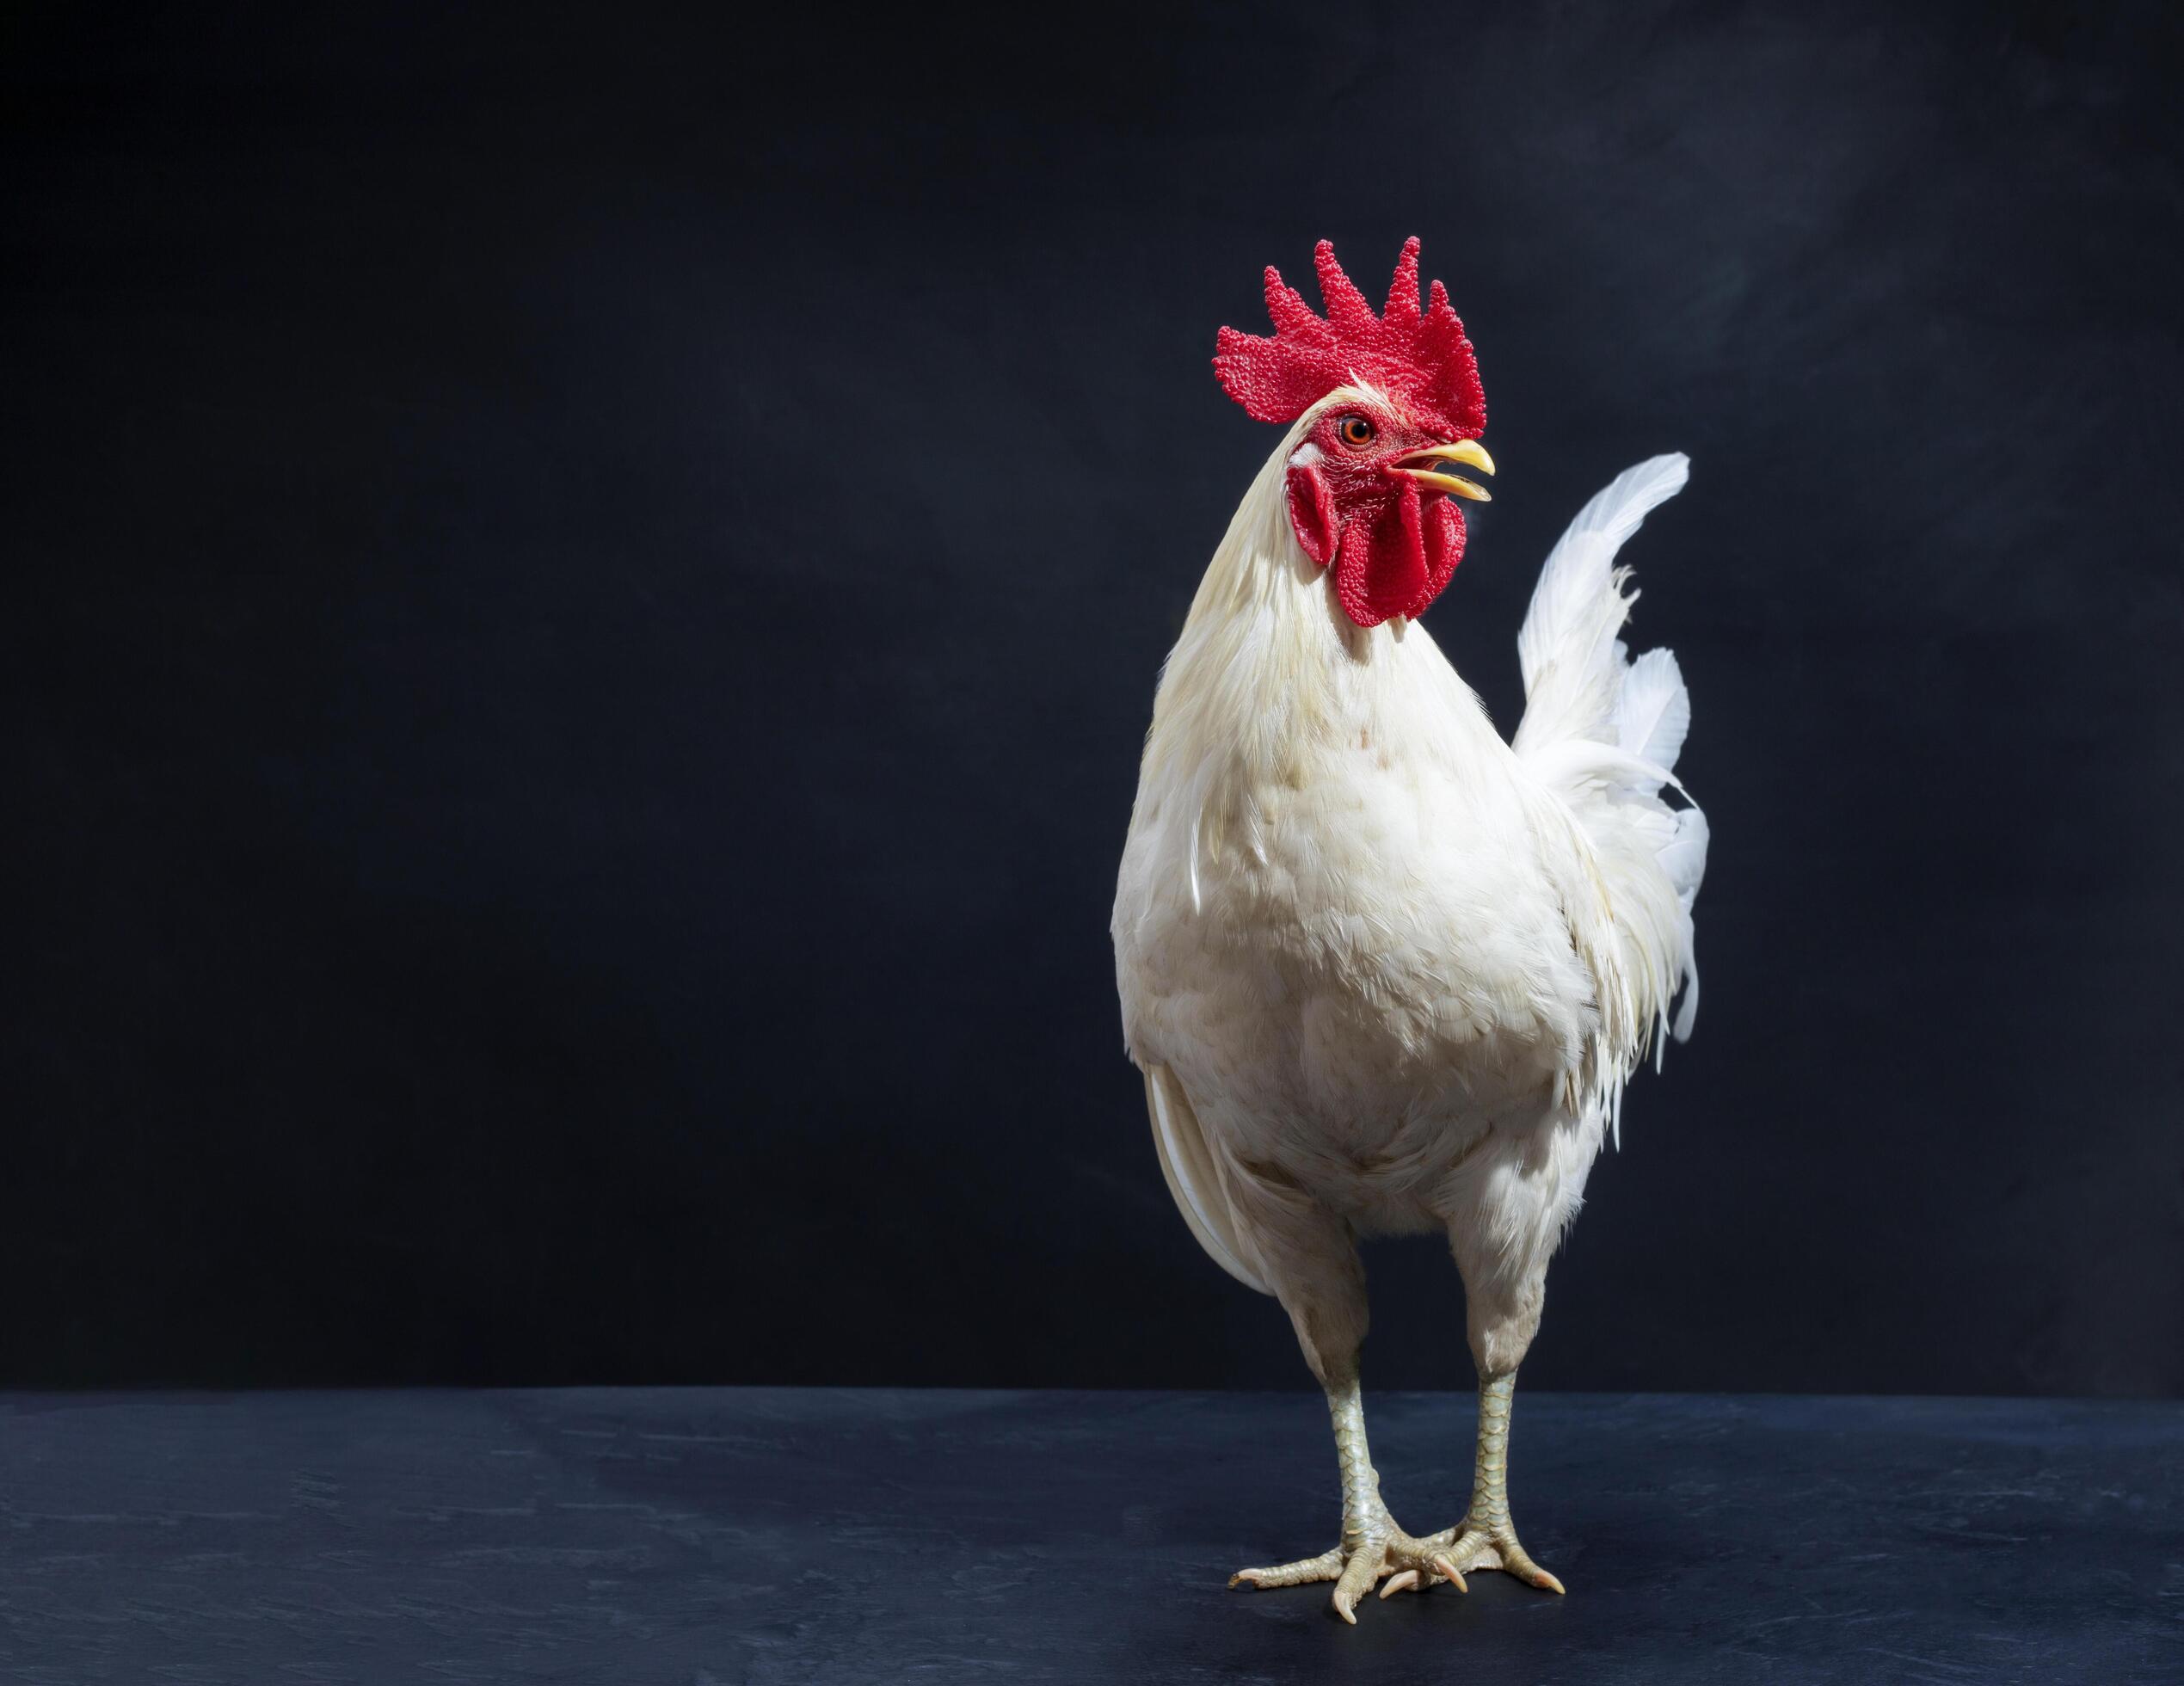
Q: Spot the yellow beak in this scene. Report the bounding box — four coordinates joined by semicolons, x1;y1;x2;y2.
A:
1391;440;1495;501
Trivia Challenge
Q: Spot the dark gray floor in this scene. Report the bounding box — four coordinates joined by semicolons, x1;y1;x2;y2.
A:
0;1388;2177;1683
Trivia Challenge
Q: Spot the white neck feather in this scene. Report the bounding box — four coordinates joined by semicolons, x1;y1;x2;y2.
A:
1134;406;1503;908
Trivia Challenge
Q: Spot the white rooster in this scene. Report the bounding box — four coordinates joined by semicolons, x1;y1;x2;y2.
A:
1112;238;1707;1622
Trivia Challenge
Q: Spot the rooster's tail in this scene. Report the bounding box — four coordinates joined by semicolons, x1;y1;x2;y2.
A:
1512;455;1708;1091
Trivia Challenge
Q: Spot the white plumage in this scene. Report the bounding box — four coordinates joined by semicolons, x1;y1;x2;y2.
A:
1111;392;1707;1615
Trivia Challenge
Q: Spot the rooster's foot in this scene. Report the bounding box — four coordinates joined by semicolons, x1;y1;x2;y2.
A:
1380;1518;1565;1597
1230;1521;1473;1624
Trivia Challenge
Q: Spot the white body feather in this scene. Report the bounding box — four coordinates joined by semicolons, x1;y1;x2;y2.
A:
1112;397;1705;1320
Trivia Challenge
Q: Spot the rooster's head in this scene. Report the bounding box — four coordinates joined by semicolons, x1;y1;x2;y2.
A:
1215;238;1492;629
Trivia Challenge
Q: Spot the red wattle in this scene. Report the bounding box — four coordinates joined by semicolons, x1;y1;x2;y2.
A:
1423;491;1465;601
1329;485;1466;627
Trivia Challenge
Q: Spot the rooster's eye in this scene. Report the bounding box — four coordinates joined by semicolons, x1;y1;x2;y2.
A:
1337;415;1376;449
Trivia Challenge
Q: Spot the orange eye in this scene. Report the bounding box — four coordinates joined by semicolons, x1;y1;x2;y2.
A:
1337;415;1376;449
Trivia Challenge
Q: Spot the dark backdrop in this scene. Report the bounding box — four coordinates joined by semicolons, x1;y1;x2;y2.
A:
6;1;2181;1396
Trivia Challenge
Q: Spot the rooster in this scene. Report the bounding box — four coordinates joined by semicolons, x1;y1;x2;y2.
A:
1111;238;1707;1623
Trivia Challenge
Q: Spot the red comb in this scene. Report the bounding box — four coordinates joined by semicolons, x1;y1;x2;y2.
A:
1214;237;1486;439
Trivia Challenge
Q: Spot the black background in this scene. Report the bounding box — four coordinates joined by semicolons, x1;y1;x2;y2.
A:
5;1;2180;1397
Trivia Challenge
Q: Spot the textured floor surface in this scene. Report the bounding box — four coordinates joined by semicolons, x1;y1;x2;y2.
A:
0;1388;2178;1683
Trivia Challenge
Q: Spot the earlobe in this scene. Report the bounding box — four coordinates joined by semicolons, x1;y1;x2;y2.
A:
1285;461;1338;566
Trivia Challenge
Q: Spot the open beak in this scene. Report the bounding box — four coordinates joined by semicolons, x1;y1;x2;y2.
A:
1390;440;1495;501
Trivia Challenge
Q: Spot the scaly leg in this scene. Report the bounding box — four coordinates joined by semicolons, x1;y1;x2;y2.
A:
1380;1370;1564;1598
1231;1363;1473;1623
1212;1165;1468;1625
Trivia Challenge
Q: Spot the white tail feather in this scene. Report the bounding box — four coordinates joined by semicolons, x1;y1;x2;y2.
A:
1615;647;1691;788
1514;453;1691;760
1513;454;1707;1129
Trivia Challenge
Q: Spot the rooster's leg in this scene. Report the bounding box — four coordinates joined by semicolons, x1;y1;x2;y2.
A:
1231;1363;1477;1621
1383;1228;1566;1597
1381;1370;1565;1597
1222;1181;1465;1623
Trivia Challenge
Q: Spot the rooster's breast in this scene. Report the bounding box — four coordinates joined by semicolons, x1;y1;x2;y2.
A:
1116;735;1595;1211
